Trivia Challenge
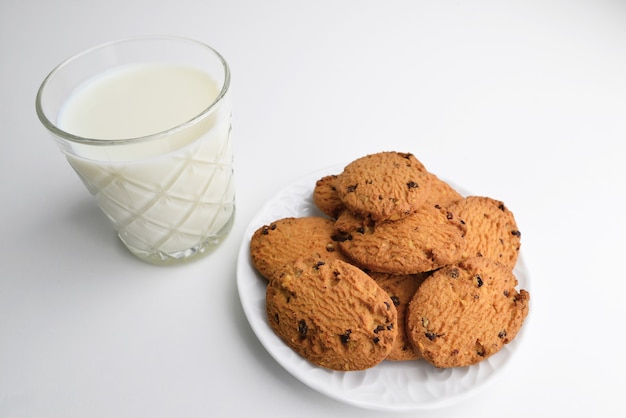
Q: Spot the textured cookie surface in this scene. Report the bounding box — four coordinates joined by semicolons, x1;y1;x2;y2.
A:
333;204;467;274
423;172;463;208
313;174;345;219
406;257;530;368
250;217;346;281
266;258;398;371
335;152;432;222
449;196;521;269
369;272;428;361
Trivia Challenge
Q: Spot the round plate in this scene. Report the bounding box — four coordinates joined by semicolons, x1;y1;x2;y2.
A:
236;165;530;411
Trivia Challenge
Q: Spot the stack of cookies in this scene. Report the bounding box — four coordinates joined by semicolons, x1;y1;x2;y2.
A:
250;151;530;371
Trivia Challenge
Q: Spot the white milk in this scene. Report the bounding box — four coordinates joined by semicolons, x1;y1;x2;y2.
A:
57;64;234;263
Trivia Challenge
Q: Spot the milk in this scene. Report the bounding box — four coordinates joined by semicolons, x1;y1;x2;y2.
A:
57;63;234;263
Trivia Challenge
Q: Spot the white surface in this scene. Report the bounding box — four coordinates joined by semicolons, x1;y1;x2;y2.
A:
1;1;625;417
236;166;531;411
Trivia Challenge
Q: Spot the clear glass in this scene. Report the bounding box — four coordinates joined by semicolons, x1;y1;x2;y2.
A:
36;36;235;265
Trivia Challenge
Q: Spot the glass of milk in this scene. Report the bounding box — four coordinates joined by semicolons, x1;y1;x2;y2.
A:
36;36;235;265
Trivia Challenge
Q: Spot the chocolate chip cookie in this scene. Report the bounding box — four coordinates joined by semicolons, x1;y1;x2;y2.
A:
250;216;346;281
449;196;521;269
405;257;530;368
266;257;398;371
334;152;432;222
313;174;345;219
333;203;467;274
369;272;429;361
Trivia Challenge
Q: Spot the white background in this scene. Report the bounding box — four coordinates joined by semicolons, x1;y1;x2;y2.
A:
1;0;625;417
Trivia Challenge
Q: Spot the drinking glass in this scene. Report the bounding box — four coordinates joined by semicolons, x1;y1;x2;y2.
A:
36;36;235;265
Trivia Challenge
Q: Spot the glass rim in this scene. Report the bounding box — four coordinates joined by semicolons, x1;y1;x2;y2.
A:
35;35;231;146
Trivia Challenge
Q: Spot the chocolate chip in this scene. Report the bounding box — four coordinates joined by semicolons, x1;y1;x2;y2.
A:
476;341;486;356
313;261;325;270
425;249;435;261
331;232;352;242
390;295;400;306
407;181;419;189
340;329;351;344
498;330;507;339
446;211;454;220
373;337;380;344
425;332;443;341
475;274;483;287
346;184;357;193
374;325;385;334
511;230;521;237
261;224;277;235
298;320;308;338
498;203;506;211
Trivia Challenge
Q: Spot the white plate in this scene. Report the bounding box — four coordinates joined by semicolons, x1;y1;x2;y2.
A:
236;165;530;411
